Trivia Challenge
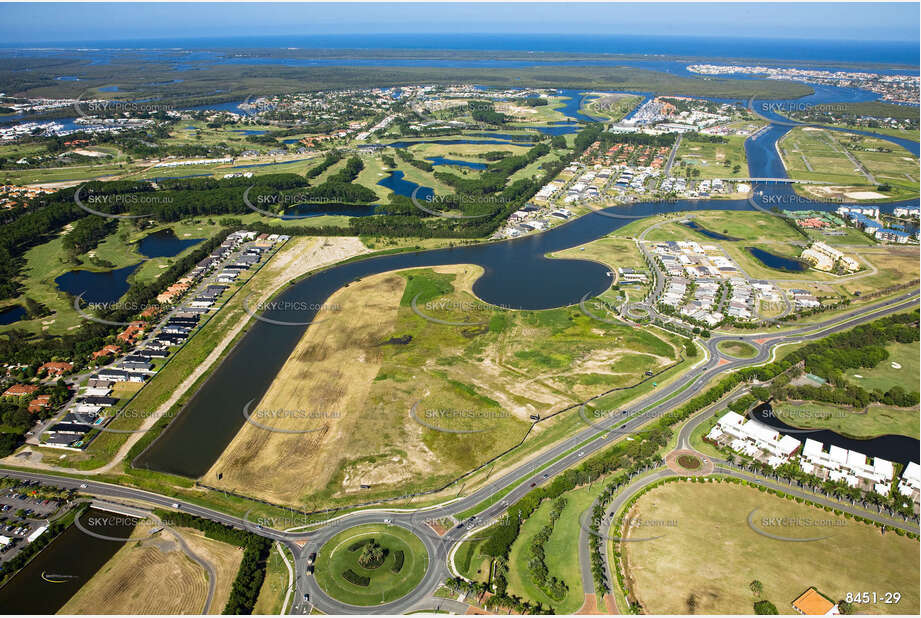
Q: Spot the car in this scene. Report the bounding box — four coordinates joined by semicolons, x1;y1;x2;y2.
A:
171;503;180;509
308;552;317;564
79;484;87;489
542;473;549;478
303;593;310;602
578;451;584;457
383;518;392;524
529;482;536;487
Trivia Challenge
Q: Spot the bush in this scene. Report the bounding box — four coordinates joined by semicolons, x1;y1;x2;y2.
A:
391;550;405;573
342;569;371;587
754;600;779;614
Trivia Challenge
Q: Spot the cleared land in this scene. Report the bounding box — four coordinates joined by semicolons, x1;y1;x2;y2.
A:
622;481;919;615
773;401;919;440
57;526;242;615
781;127;919;201
205;265;684;508
675;135;750;179
314;524;428;606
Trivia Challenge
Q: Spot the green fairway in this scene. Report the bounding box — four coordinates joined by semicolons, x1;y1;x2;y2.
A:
847;341;920;394
773;400;919;440
314;524;429;606
717;340;759;359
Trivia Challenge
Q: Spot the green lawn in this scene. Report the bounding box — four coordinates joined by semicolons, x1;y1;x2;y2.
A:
313;524;428;606
773;400;919;440
507;483;603;614
717;340;759;359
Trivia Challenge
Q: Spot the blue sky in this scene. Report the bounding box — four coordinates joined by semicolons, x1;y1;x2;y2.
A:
1;2;918;44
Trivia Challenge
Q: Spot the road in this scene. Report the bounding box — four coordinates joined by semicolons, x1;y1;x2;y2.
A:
2;288;917;614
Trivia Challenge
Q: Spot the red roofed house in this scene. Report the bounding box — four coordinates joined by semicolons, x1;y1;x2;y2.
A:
117;321;146;343
39;361;73;377
93;344;121;359
28;394;53;414
3;384;39;398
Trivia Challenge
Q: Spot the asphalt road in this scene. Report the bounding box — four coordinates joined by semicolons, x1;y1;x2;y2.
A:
2;290;918;614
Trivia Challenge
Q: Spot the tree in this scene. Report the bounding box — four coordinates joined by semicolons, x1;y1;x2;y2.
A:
750;580;764;596
358;540;385;568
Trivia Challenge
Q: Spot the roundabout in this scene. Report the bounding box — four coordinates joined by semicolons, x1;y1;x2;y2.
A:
665;449;715;476
313;523;430;607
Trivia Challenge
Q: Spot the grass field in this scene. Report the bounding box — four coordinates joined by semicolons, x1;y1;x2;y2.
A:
204;264;684;508
507;483;603;614
622;480;920;615
57;525;242;615
773;400;919;440
314;524;428;606
717;340;759;359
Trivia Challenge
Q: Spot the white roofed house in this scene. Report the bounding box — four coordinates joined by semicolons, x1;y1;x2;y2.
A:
798;438;896;495
898;461;921;501
709;412;801;464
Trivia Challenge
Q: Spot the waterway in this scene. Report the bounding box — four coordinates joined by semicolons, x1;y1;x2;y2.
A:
752;403;919;466
0;508;137;613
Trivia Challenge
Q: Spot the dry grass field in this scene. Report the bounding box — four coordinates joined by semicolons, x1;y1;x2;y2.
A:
58;526;242;615
621;481;919;615
205;265;684;507
203;269;411;505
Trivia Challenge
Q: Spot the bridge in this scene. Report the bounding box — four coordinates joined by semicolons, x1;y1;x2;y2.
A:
711;177;836;184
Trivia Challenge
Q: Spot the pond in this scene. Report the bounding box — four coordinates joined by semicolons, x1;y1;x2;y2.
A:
682;220;740;241
137;228;205;258
425;156;487;170
377;170;434;200
747;247;807;272
0;305;26;325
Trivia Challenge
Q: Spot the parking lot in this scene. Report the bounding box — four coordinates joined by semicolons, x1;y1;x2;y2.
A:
0;480;68;565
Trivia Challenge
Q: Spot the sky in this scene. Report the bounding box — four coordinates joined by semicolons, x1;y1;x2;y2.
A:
1;2;918;45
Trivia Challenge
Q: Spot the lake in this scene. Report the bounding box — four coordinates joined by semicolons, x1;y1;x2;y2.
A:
55;264;140;305
426;156;487;170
